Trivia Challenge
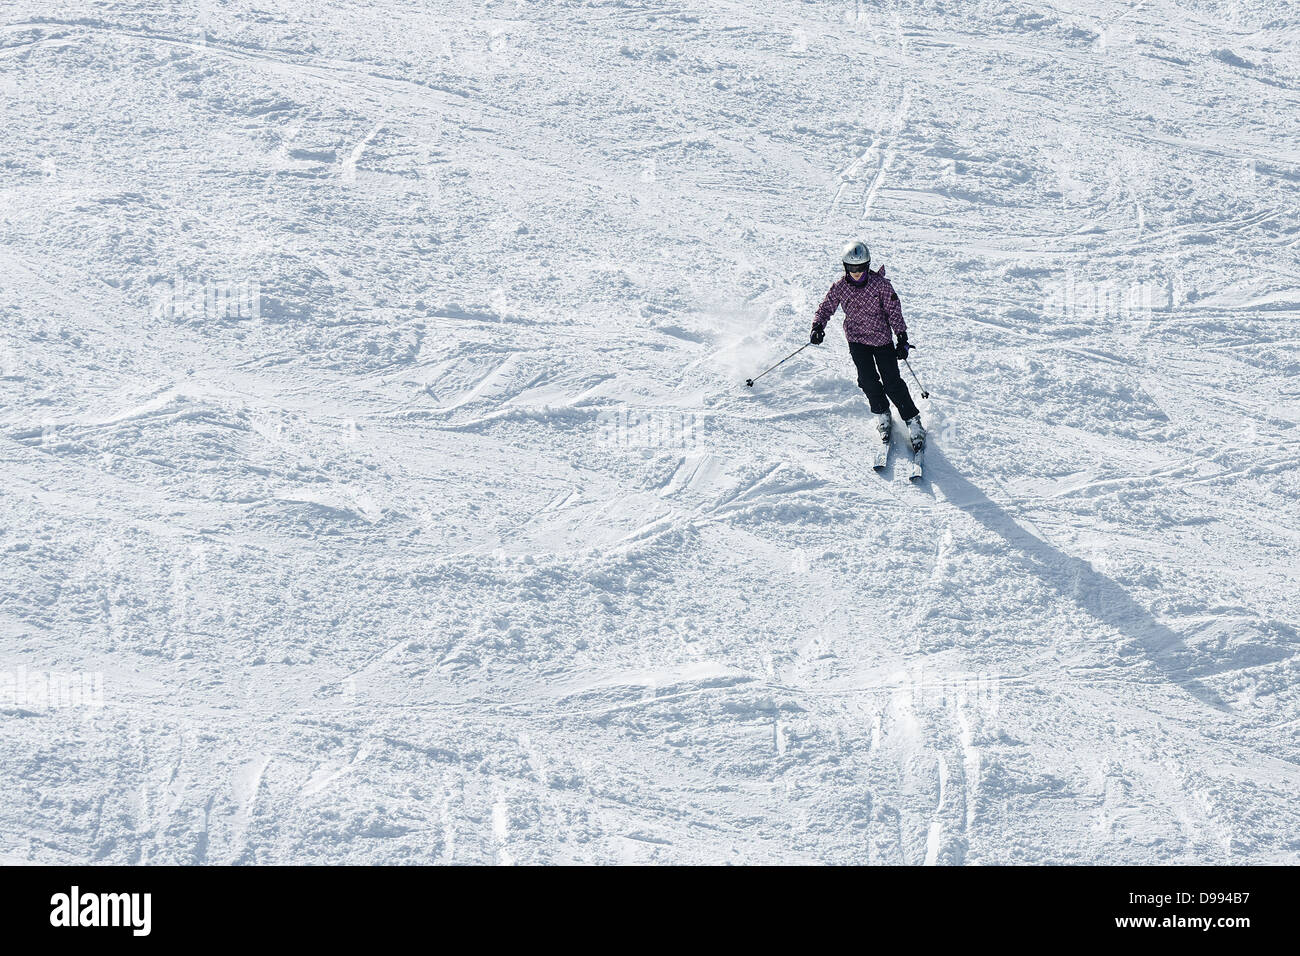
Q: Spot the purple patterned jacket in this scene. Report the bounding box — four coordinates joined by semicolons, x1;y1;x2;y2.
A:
813;267;907;347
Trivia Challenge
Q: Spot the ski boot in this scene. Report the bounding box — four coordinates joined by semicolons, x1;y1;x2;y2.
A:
873;412;892;443
905;414;926;453
870;412;892;471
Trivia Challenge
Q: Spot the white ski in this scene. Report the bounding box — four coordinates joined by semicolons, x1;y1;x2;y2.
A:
872;434;890;470
907;439;924;481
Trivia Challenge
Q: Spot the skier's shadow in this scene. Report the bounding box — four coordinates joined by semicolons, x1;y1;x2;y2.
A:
925;445;1228;711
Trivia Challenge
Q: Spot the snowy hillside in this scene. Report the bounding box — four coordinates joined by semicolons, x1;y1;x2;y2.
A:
2;0;1298;864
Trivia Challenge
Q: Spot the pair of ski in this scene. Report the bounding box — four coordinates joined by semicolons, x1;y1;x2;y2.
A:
872;422;924;481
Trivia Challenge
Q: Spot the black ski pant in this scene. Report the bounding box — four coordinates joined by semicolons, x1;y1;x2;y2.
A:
848;342;919;421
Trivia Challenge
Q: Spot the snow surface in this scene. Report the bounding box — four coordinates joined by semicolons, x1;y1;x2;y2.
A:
2;0;1299;865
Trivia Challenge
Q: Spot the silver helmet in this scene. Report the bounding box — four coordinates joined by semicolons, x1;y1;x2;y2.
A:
841;239;870;275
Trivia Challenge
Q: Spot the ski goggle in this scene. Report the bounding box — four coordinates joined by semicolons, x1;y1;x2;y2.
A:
844;262;868;272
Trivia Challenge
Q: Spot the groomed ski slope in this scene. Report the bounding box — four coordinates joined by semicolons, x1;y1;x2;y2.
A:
1;0;1298;864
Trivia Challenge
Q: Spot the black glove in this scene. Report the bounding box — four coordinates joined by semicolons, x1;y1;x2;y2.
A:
894;334;910;359
810;326;825;345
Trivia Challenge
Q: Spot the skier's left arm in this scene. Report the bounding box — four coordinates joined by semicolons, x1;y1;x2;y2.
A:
883;278;910;357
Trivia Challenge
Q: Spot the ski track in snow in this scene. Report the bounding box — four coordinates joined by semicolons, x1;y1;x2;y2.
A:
2;0;1299;864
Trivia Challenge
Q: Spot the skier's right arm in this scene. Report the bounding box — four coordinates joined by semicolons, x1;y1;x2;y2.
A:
812;283;842;334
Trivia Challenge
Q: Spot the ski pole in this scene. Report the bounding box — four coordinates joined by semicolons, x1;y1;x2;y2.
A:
902;357;930;399
880;316;930;400
745;343;810;388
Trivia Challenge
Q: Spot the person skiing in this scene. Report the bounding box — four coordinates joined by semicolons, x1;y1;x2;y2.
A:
810;239;925;451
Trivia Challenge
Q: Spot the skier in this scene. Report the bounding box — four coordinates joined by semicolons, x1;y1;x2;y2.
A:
810;239;925;453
